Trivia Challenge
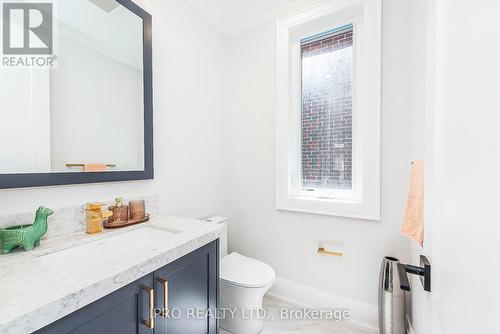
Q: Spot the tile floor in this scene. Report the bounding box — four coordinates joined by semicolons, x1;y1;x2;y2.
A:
220;297;375;334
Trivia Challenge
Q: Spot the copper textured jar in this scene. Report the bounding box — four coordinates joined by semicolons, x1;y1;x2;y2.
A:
129;200;145;221
105;205;129;228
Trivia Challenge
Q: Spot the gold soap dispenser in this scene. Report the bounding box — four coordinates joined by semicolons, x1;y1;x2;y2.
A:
85;203;113;234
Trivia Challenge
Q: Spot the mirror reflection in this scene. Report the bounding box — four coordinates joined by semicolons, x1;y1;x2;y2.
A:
0;0;145;174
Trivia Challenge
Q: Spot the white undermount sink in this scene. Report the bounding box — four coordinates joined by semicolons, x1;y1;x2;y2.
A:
39;227;181;273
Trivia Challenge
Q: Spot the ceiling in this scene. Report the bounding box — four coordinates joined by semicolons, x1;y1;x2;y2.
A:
188;0;312;37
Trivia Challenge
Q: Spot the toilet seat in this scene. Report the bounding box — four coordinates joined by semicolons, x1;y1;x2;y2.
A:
220;252;276;288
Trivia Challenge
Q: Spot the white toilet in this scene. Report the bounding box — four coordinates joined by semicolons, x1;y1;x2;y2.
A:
204;217;275;334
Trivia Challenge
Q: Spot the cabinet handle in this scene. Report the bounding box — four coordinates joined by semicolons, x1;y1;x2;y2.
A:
158;277;169;319
143;287;155;329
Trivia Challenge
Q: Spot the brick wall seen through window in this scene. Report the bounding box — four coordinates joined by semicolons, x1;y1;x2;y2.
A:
301;28;353;190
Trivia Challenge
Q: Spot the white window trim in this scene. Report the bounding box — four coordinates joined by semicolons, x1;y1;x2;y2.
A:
276;0;381;220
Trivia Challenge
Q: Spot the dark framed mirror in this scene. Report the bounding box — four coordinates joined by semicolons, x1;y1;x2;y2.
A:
0;0;153;189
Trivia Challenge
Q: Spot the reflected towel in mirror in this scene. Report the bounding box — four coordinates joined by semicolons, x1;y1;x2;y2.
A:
83;164;108;172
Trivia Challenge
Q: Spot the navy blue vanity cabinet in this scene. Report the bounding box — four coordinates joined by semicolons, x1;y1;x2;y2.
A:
35;273;155;334
154;241;219;334
34;240;218;334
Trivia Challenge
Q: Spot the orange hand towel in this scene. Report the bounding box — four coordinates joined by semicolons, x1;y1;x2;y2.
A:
401;160;424;246
83;164;108;172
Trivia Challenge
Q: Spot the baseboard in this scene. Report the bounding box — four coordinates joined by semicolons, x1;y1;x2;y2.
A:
266;277;379;333
406;315;415;334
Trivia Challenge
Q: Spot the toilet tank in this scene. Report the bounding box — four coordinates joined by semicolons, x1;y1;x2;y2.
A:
204;216;228;259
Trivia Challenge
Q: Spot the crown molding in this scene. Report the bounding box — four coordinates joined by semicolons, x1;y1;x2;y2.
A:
187;0;228;36
188;0;329;37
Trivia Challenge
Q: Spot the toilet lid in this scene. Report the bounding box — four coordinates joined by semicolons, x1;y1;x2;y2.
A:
220;252;276;288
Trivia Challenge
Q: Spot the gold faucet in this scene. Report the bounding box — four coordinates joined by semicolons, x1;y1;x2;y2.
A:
85;203;113;234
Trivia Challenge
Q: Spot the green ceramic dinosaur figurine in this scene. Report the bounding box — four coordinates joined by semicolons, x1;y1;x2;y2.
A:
0;206;54;254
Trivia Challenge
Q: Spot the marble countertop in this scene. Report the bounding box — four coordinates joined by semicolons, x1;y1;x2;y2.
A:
0;215;225;334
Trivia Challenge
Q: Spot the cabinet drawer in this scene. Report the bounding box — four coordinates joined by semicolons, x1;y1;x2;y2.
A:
35;274;155;334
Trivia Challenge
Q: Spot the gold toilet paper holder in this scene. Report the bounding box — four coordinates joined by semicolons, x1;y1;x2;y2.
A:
317;247;344;257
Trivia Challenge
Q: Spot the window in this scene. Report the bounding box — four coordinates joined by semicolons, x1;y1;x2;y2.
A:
301;26;354;192
276;0;381;220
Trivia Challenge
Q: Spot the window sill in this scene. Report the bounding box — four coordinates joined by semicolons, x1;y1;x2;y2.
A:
276;195;380;221
294;190;362;202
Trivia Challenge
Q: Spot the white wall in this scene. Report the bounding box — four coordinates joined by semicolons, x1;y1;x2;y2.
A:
0;0;226;220
56;1;144;70
50;36;144;172
0;69;52;174
412;0;500;333
0;70;39;173
222;0;414;326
